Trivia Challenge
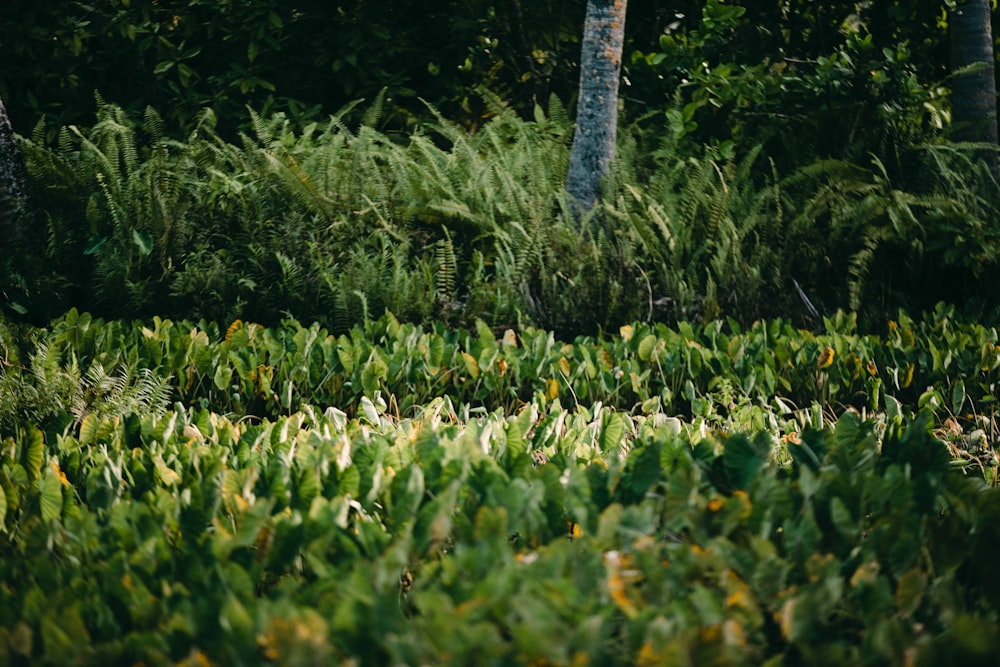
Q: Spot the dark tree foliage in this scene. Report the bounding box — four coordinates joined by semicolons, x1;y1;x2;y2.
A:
0;0;589;136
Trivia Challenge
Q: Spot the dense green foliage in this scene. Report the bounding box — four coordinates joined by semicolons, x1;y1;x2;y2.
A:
4;98;999;333
0;0;992;165
2;2;1000;663
1;309;999;665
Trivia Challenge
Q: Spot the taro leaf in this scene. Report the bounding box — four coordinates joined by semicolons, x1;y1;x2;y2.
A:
414;480;459;555
885;393;904;420
155;411;178;443
153;454;181;487
360;395;380;426
637;334;657;361
220;595;254;646
789;429;828;473
461;351;479;379
951;379;966;415
598;412;626;454
829;496;856;538
881;409;950;477
79;414;98;447
131;229;153;256
338;465;361;497
427;333;445;367
622;441;662;500
214;362;232;391
721;432;769;491
505;418;526;459
296;468;320;511
586;464;612;512
389;464;425;527
22;427;43;481
475;319;496;348
39;467;63;523
361;355;387;394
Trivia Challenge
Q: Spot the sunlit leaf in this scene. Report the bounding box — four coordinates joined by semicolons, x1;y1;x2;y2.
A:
23;428;44;481
39;467;63;523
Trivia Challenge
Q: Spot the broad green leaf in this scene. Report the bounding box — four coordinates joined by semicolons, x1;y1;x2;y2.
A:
220;595;254;643
296;469;319;510
78;414;98;446
637;334;657;361
461;351;479;379
39;467;63;523
390;464;424;526
214;363;232;391
339;465;361;497
153;454;181;487
598;412;626;454
154;411;178;443
885;394;903;420
951;379;966;415
131;229;153;255
475;319;496;348
361;356;387;394
23;428;44;481
360;396;380;426
721;432;769;490
829;496;855;537
624;441;661;497
505;419;526;459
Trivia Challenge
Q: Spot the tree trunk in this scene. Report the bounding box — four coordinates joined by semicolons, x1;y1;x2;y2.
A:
565;0;627;212
950;0;998;157
0;95;30;248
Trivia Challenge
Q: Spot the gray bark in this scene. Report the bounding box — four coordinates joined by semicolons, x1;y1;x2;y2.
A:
950;0;998;153
565;0;627;212
0;96;31;248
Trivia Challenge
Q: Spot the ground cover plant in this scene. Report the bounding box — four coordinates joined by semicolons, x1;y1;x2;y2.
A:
1;307;999;665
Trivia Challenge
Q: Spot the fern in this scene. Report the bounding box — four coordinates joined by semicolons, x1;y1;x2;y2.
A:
434;228;458;305
73;363;172;424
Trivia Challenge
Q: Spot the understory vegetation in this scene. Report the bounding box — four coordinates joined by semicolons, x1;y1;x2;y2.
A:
4;95;1000;337
1;308;1000;664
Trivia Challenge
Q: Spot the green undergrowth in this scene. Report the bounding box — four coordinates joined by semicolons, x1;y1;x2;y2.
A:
0;390;998;664
3;304;1000;447
5;99;999;334
1;306;1000;664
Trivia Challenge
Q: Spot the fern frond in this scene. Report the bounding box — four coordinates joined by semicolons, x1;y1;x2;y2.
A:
361;87;388;128
434;228;458;303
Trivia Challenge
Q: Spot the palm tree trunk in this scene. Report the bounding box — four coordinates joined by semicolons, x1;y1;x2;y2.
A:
0;95;30;247
950;0;998;158
565;0;627;213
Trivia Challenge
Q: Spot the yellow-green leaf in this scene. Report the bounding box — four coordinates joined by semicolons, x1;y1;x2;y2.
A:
23;428;44;480
39;468;63;523
461;351;480;379
638;334;657;362
153;454;182;487
79;414;98;446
